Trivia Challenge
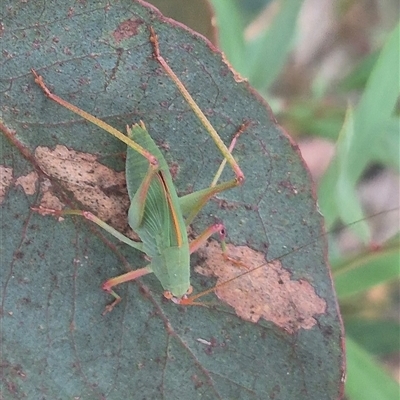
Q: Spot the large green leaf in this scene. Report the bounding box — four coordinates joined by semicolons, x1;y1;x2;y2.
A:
1;1;344;398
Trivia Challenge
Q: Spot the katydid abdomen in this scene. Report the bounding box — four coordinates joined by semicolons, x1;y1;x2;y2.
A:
126;123;191;299
30;26;246;312
149;247;190;300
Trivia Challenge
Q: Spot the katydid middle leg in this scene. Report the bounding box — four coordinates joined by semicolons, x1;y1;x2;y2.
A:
180;124;249;266
179;121;248;225
31;28;249;309
149;27;249;260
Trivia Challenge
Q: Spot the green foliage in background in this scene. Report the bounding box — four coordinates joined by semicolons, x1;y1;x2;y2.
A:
210;1;400;399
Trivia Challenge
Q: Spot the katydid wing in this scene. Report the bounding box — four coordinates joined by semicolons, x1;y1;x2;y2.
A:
30;27;247;312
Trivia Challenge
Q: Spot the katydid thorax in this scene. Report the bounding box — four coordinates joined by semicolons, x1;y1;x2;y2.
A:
31;26;247;313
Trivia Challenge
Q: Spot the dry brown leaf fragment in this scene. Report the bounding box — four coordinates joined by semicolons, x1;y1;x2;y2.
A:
34;145;132;235
15;171;39;196
196;241;326;334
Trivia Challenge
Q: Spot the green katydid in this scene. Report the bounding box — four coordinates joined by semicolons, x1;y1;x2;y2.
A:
31;27;247;313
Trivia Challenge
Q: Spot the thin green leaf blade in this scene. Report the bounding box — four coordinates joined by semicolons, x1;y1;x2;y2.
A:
209;0;246;71
346;336;400;400
246;0;304;91
334;243;400;298
345;319;400;356
335;106;370;242
319;23;400;231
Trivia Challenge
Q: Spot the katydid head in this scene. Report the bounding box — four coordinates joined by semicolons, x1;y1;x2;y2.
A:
163;286;193;304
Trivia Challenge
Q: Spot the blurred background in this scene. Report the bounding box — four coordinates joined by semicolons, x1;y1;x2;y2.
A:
147;0;399;399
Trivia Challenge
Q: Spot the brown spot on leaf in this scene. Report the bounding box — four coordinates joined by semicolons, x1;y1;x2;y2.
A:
36;181;65;212
278;179;298;196
113;19;143;43
34;145;135;237
196;241;326;334
169;161;180;180
15;171;38;196
0;166;13;203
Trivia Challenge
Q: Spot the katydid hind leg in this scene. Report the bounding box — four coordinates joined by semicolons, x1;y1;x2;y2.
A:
210;121;250;187
179;179;238;226
149;27;245;184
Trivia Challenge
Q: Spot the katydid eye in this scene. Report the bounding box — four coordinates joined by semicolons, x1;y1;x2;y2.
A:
186;286;193;295
30;27;247;318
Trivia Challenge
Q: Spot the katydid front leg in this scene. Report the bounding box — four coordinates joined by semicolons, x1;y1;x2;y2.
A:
32;206;152;314
33;205;227;310
31;27;248;310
